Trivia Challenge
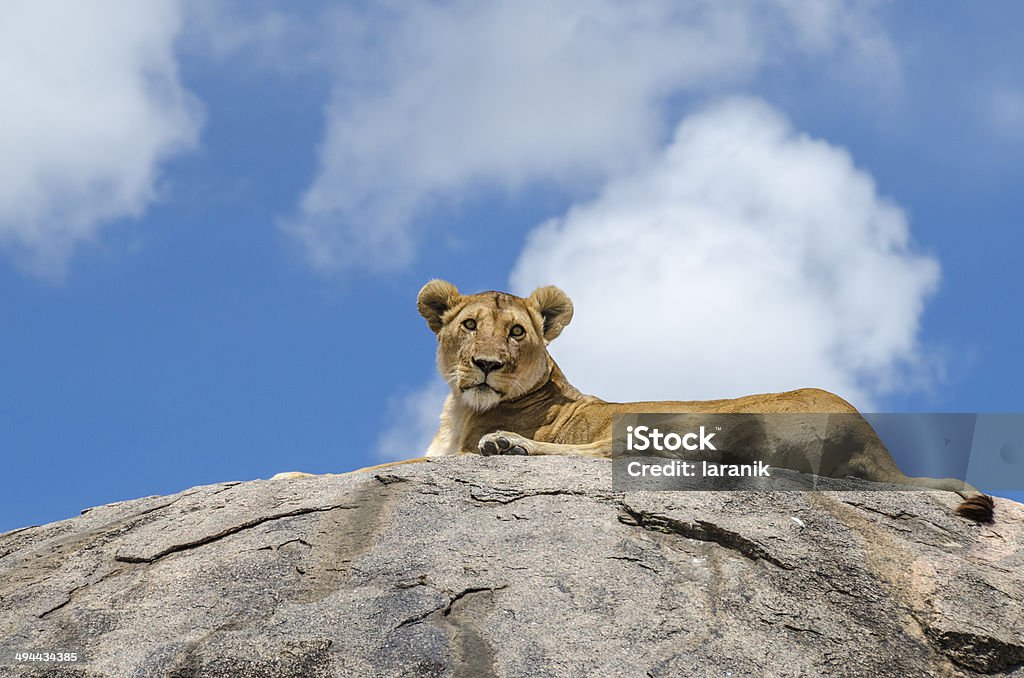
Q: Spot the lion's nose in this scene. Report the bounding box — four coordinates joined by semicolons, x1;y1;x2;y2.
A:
473;358;504;375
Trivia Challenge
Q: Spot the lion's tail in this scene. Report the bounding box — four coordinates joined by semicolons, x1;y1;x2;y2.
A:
901;475;995;523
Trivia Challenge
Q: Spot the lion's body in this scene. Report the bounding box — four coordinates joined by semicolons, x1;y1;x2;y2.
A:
428;363;856;453
417;280;993;522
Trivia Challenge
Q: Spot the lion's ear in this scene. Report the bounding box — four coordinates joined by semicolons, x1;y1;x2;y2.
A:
417;280;462;333
528;285;573;342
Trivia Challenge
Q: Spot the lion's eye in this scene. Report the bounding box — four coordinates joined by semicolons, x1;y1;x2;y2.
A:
462;318;477;331
509;324;525;338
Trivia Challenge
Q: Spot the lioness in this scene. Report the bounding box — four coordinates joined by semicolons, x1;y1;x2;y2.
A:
418;279;994;523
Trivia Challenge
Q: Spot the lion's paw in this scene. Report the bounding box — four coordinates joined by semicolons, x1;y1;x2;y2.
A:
478;431;532;456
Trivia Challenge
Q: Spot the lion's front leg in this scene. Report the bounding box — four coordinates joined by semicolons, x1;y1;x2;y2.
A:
477;432;612;458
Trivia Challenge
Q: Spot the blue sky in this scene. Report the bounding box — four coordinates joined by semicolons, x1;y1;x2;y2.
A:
2;1;1022;533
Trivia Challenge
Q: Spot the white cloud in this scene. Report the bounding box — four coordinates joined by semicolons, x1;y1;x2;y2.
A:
375;378;450;462
183;1;322;73
284;0;900;275
510;99;939;409
772;0;901;95
0;0;201;280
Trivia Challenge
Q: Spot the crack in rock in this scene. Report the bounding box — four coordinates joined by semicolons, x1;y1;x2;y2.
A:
618;502;793;570
38;565;130;619
921;624;1024;673
842;500;919;521
374;474;409;485
393;584;507;678
607;555;660;574
470;488;591;505
114;504;358;564
444;586;507;615
395;585;508;629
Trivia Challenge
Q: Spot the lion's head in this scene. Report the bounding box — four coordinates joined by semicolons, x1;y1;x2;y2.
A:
417;280;574;412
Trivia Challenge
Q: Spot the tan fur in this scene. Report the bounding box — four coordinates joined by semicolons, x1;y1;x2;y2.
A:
418;280;994;522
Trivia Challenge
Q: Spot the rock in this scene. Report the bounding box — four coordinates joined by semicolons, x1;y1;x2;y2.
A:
1;456;1022;677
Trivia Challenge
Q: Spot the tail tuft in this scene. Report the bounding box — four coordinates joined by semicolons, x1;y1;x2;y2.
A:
955;494;995;523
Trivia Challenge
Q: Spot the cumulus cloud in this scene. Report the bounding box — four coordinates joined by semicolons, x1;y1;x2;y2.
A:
284;0;900;275
375;378;449;461
0;1;201;279
510;99;939;408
